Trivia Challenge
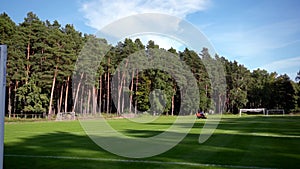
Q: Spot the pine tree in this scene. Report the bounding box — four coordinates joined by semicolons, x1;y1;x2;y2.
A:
0;13;22;117
271;74;296;112
16;75;48;114
222;58;250;113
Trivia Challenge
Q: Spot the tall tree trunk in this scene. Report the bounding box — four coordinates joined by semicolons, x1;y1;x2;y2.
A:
87;88;91;114
120;60;128;114
80;84;85;114
117;70;121;115
129;71;134;112
106;57;110;114
93;86;97;114
58;84;64;114
103;73;106;114
98;75;102;113
65;76;70;112
26;43;30;84
48;67;58;116
135;69;138;114
116;59;129;115
122;76;125;113
8;83;12;119
107;71;110;114
13;81;18;116
171;94;174;116
72;73;84;112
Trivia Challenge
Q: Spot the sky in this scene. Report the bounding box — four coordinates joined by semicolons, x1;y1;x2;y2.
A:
1;0;300;80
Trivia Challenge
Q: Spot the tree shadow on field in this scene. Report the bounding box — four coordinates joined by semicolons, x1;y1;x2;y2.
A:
4;124;203;169
5;131;104;157
4;131;167;169
4;116;300;169
4;132;119;169
141;115;300;168
217;115;300;136
173;115;300;168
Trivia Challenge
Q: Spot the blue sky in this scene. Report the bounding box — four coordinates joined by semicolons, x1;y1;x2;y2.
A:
1;0;300;80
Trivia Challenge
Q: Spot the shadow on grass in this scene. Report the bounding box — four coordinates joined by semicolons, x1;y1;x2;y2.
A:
4;116;300;169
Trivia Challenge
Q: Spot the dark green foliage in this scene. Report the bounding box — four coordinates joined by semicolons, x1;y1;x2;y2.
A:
16;76;49;113
247;71;297;113
181;48;211;112
271;74;296;112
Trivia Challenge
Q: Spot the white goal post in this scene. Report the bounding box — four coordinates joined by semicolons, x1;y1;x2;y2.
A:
0;45;7;169
239;108;266;117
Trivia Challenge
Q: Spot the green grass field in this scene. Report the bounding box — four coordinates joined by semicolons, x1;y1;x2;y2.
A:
4;115;300;169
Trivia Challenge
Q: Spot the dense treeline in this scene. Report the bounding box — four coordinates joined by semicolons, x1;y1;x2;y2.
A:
1;12;299;117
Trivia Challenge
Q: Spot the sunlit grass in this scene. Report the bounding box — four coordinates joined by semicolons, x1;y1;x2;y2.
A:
4;115;300;169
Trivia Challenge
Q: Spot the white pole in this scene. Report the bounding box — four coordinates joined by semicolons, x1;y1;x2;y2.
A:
0;45;7;169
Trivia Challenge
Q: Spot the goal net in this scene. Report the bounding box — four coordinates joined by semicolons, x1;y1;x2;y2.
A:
239;108;266;116
266;109;285;116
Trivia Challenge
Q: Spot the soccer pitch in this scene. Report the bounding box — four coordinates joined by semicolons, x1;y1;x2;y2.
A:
4;115;300;169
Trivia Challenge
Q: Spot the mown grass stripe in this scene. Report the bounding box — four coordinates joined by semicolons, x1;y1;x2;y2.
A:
5;154;275;169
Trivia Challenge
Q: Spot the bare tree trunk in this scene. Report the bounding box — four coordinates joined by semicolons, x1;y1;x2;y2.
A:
13;81;18;116
219;94;223;114
121;76;125;113
129;71;134;112
80;84;85;114
135;70;138;114
64;76;70;112
107;72;110;114
103;73;106;114
117;70;121;115
93;86;97;114
8;83;12;119
171;95;174;116
73;73;84;112
98;75;102;113
106;57;110;114
87;88;91;114
121;60;128;114
58;84;64;114
48;68;58;116
26;43;30;84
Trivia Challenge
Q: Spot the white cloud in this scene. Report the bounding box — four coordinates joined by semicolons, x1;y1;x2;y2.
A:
79;0;213;53
262;56;300;79
208;20;300;80
210;19;300;59
263;57;300;71
80;0;210;30
129;34;187;51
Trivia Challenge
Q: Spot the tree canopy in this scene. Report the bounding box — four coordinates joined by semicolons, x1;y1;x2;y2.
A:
1;12;299;117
